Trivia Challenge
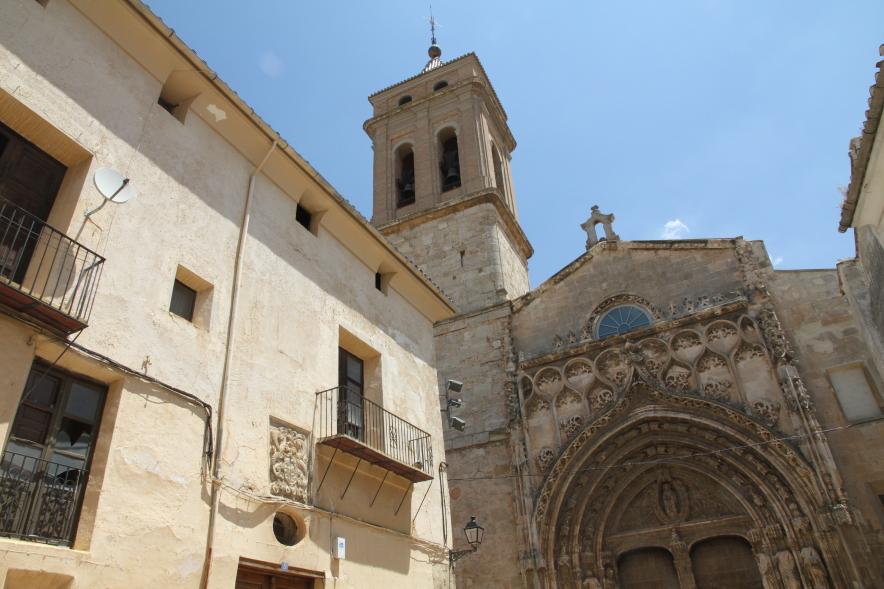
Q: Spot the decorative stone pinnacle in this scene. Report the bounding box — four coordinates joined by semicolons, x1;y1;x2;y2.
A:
580;205;619;250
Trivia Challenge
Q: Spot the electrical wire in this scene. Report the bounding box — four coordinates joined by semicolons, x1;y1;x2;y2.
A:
446;424;854;482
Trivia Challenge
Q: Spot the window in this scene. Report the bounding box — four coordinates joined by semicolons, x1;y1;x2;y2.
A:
157;95;178;117
433;80;449;91
272;512;300;546
395;145;415;207
295;203;313;231
828;364;882;422
398;95;412;106
338;348;365;440
169;279;197;321
375;272;383;291
596;305;652;339
492;144;506;196
438;128;461;192
1;363;107;545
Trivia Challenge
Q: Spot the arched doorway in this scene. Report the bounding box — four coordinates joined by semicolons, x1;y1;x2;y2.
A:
691;536;762;589
618;547;679;589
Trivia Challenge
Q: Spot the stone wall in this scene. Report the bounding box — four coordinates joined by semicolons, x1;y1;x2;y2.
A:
511;240;747;359
385;202;529;314
767;269;884;540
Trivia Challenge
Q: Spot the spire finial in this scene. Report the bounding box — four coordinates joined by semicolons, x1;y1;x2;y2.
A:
427;5;442;60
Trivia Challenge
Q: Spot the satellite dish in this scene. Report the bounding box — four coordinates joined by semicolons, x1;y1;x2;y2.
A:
93;168;136;204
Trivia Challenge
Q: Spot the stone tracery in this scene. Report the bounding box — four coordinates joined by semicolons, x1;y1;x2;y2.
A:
514;306;842;587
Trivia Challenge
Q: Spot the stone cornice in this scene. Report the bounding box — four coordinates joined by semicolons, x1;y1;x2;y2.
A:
377;188;534;260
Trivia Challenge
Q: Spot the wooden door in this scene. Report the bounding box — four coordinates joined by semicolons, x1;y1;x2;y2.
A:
0;122;66;283
337;347;364;440
234;568;313;589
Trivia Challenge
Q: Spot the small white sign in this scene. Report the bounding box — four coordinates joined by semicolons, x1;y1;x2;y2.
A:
280;562;289;571
334;536;346;560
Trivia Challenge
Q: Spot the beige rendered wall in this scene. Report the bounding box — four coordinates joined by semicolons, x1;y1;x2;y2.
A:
0;1;451;587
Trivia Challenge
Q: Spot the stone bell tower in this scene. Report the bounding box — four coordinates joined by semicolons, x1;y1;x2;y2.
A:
365;40;532;313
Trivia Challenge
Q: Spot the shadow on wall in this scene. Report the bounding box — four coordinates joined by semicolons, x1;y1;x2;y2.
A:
3;569;73;589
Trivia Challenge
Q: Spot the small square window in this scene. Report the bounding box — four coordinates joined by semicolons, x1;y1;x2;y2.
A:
170;279;197;321
295;204;312;231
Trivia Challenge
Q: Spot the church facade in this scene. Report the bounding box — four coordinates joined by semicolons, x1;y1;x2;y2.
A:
366;44;884;588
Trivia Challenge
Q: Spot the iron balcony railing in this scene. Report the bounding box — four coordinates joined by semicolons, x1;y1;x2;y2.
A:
0;450;88;546
316;386;433;480
0;197;104;331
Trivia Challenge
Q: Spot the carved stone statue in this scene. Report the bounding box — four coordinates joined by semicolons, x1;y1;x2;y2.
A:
799;545;830;589
755;552;780;589
269;425;309;503
775;550;801;589
661;481;679;517
582;575;603;589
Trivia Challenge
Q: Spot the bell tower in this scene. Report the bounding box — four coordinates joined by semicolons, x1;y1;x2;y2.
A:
365;40;532;313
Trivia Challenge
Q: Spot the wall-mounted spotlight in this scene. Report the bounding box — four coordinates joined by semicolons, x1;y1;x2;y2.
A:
442;378;466;431
446;379;463;393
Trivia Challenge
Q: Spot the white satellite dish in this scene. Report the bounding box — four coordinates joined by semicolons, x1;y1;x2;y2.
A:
93;168;136;204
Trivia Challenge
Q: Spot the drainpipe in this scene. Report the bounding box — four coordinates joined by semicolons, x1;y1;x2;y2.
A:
200;140;277;589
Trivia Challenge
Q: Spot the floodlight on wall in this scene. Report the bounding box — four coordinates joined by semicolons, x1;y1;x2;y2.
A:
450;516;485;563
446;379;463;393
442;378;466;431
449;416;466;431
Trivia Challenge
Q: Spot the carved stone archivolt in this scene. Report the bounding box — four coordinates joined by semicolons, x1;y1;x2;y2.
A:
269;424;309;503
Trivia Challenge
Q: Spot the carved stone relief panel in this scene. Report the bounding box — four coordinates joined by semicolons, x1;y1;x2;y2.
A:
269;423;310;503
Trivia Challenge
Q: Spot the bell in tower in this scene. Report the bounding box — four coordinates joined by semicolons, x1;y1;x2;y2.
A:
439;130;461;192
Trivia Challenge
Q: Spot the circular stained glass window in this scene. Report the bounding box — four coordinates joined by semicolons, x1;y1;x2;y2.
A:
596;305;652;339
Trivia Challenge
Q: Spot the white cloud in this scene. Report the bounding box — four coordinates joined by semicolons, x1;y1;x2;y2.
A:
772;256;784;267
259;51;285;78
661;219;690;240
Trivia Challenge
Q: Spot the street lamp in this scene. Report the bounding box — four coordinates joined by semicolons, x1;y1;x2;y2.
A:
450;516;485;563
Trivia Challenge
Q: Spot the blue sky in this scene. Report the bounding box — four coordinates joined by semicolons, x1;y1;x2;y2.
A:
146;0;883;287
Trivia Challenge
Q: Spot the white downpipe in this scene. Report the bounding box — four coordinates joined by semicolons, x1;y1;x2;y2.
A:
200;139;277;589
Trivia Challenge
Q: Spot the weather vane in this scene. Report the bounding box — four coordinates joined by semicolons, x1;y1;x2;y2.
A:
429;5;438;46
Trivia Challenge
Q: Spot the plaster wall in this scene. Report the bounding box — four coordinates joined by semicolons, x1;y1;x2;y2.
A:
853;124;884;244
0;0;452;587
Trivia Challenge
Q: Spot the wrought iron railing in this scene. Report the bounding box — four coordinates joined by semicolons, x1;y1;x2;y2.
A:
0;450;88;545
316;386;433;478
0;197;104;329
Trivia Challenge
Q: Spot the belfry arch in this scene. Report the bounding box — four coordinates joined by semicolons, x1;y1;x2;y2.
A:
534;385;834;589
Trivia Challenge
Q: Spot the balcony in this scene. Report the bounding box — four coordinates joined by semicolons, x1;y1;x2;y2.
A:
0;451;88;546
0;197;104;333
315;387;433;483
